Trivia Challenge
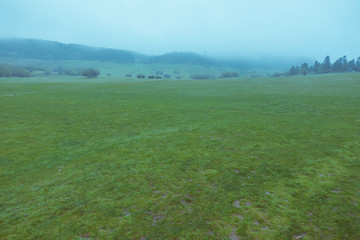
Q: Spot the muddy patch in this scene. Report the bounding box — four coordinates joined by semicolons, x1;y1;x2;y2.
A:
233;200;241;208
294;233;307;239
152;215;165;225
79;234;91;239
229;227;240;240
331;190;341;193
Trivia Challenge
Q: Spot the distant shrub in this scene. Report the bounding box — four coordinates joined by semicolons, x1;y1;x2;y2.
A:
0;64;30;77
137;74;145;79
156;71;163;75
219;72;239;78
191;74;215;80
0;65;12;77
81;68;100;78
163;74;171;79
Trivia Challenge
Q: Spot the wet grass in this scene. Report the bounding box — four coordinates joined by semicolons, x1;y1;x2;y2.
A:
0;58;278;79
1;73;360;239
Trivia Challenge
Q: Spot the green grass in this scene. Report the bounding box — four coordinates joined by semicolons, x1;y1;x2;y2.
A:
0;57;280;79
1;73;359;239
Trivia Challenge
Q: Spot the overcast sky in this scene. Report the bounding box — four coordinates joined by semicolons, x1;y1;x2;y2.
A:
1;0;359;60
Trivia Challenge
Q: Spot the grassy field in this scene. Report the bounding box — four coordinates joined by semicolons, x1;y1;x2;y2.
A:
0;57;279;79
1;73;359;239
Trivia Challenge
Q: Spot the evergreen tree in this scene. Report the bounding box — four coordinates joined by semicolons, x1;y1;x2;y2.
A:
332;57;343;72
308;66;314;73
289;66;297;75
356;57;360;71
322;55;331;73
81;68;100;78
299;63;309;75
348;59;356;71
342;56;348;72
313;61;320;73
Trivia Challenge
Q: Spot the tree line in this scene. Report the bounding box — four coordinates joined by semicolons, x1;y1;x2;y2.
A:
0;64;100;78
288;56;360;76
0;39;135;63
0;64;30;77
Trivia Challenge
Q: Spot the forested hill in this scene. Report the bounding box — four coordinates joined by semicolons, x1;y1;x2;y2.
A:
0;38;313;70
147;52;214;65
0;39;215;65
0;39;137;63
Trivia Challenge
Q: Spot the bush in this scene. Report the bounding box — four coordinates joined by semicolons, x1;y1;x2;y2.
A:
137;74;145;79
219;72;239;78
163;74;171;79
81;68;100;78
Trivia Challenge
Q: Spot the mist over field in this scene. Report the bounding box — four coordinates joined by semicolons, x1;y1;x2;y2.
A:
1;0;359;59
1;1;360;239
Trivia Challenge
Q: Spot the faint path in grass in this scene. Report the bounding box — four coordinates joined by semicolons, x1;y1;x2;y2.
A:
0;85;60;97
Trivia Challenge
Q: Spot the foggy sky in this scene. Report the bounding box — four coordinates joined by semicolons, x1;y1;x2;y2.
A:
1;0;359;60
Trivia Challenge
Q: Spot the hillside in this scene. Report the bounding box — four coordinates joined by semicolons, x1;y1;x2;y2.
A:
0;39;137;63
147;52;214;65
0;39;215;65
0;39;312;70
